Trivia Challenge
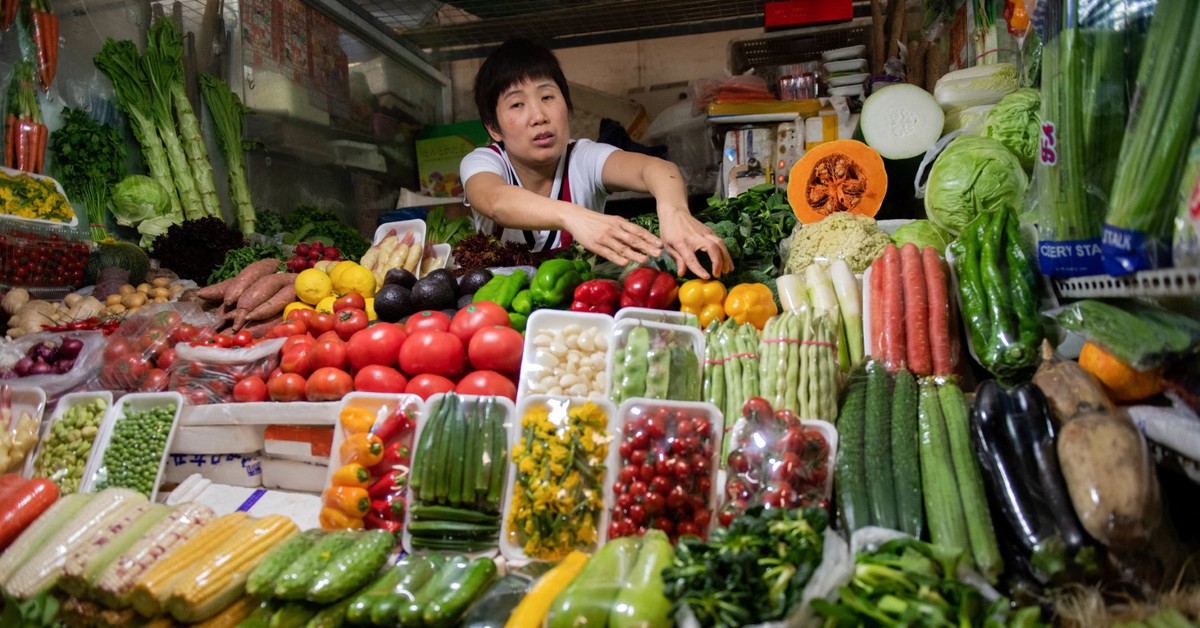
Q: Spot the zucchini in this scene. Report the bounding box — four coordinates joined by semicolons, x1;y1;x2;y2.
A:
918;379;970;559
486;399;507;511
864;361;896;529
273;530;360;601
939;380;1003;581
422;557;497;628
370;555;446;626
834;368;869;532
890;368;923;537
249;529;325;598
345;565;402;625
307;529;396;604
397;556;469;627
410;505;498;524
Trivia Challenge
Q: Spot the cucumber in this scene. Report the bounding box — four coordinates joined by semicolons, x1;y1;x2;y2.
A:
864;361;896;529
370;555;446;626
461;402;481;509
240;601;277;628
422;557;497;628
918;379;970;559
834;368;869;532
547;536;639;628
397;556;470;627
939;381;1002;581
269;602;319;628
308;529;396;604
448;397;466;507
413;395;448;500
274;530;361;601
306;593;356;628
477;397;494;503
410;505;499;524
249;529;326;598
346;564;402;625
486;399;507;511
890;369;923;537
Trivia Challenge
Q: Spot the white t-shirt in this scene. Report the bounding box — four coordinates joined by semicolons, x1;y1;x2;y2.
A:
460;139;619;251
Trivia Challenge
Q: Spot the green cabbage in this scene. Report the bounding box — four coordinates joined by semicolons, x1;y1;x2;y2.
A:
924;135;1028;235
110;175;181;247
983;89;1041;171
890;220;954;253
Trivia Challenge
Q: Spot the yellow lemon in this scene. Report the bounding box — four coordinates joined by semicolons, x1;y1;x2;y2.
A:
328;260;358;287
333;263;377;298
364;297;377;321
316;295;337;314
295;268;333;305
283;302;314;319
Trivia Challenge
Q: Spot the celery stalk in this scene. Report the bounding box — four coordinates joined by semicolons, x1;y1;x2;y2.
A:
141;21;203;220
199;75;257;235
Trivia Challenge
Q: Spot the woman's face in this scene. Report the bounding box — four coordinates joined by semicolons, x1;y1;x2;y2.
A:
487;77;570;167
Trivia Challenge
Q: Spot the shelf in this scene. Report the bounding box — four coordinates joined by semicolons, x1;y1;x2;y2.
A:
1053;267;1200;299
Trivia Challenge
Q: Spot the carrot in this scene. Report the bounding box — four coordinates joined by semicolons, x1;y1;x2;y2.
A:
46;13;57;85
29;12;46;89
196;277;234;301
33;123;45;173
222;258;283;307
881;243;906;371
0;477;59;551
17;120;31;172
922;247;954;377
869;257;884;356
246;284;296;322
900;243;931;375
235;271;296;314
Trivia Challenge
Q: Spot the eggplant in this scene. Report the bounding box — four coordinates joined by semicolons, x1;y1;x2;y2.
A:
971;380;1099;584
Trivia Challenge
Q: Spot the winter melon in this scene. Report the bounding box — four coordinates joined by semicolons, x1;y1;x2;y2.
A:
85;241;150;285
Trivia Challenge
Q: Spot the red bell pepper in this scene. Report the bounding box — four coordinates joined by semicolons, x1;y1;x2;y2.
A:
372;494;406;521
367;441;411;476
571;279;622;315
367;469;406;499
371;406;415;444
365;512;401;536
620;266;679;310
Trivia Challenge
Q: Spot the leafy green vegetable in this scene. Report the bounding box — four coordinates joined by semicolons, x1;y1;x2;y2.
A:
283;205;371;261
208;243;286;284
424;207;473;246
255;209;284;236
110;174;180;247
49;108;126;241
200;74;256;235
983;89;1041;170
151;216;245;282
924;135;1028;235
890;220;954;253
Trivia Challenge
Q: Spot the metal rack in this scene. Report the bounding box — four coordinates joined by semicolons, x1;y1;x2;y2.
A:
1053;268;1200;299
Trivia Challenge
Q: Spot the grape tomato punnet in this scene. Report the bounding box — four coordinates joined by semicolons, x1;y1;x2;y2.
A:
522;320;610;399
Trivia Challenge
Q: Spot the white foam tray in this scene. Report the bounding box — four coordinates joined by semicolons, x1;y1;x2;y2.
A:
518;310;615;402
23;390;108;482
607;318;706;402
322;392;424;494
80;392;183;501
178;401;340;426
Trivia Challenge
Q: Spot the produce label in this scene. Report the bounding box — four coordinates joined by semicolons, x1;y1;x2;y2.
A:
1037;237;1104;277
1101;224;1172;276
1039;121;1057;166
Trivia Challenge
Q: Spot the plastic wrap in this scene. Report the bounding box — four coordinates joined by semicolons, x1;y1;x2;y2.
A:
85;393;182;500
502;396;615;561
166;338;285;404
307;529;395;604
719;397;836;526
756;310;840;422
0;385;42;474
94;303;222;394
607;399;721;542
58;502;167;597
518;310;612;400
1171;130;1200;268
609;320;703;405
404;393;512;555
864;243;960;377
29;392;111;494
93;502;216;608
1055;299;1200;370
0;330;105;404
704;319;760;436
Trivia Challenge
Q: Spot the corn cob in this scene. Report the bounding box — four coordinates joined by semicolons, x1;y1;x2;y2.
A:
0;492;92;583
165;514;299;623
59;502;170;598
95;502;216;609
193;595;262;628
130;511;249;618
4;488;146;599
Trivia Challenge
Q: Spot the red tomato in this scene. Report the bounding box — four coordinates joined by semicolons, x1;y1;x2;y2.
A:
287;308;315;326
353;365;409;393
234;376;268;402
405;310;451;335
211;333;232;349
467;326;524;375
399;331;465;378
448;302;510;345
334;292;366;312
280;345;314;376
311;337;348;370
149;310;182;331
346;323;407;370
305;367;353;401
282;334;316;352
334;308;369;341
309;313;336;335
103;336;134;361
267;367;283;381
315;330;342;344
454;370;517;401
156;348;178;371
233;330;255;347
170;323;200;344
139;368;169;392
268;373;307;402
405;374;456;400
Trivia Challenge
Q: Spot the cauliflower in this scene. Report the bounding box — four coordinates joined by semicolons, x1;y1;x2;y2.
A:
783;213;890;274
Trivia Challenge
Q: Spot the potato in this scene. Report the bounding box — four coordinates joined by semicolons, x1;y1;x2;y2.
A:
152;296;169;303
169;284;183;295
150;287;170;299
118;284;136;296
152;277;171;288
136;283;151;294
123;292;148;308
106;294;123;307
109;304;126;314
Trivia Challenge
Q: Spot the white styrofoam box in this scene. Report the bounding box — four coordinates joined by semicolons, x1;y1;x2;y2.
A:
263;425;335;464
165;474;322;530
828;72;869;87
179;401;339;426
243;68;330;126
163;453;263;488
23;390;109;481
518;310;615;402
607;318;706;403
261;456;329;493
613;307;698;328
324;392;424;492
81;392;184;501
824;58;868;73
500;395;618;563
170;425;264;455
419;243;452;279
0;166;77;228
821;45;866;61
373;218;426;248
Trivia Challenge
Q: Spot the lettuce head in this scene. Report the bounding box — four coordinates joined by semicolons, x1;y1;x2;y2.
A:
924;135;1028;235
983;88;1041;170
891;220;954;253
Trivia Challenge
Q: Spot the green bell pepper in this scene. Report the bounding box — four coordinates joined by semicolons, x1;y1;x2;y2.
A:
530;259;591;308
511;289;533;316
472;270;528;310
509;312;528;333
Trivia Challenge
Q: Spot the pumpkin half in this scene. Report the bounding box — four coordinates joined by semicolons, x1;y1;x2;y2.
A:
787;139;887;224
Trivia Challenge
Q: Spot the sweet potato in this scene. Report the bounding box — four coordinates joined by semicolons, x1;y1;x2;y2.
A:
243;315;283;338
222;259;283;307
235;272;296;315
247;285;295;323
196;277;232;302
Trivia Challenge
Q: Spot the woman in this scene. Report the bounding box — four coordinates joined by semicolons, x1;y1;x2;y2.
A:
461;38;733;279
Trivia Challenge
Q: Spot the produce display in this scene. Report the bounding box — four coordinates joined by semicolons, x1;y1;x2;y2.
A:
31;396;106;493
868;243;956;376
0;226;89;292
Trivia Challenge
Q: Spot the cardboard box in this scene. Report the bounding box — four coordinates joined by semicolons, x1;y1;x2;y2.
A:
415;120;490;197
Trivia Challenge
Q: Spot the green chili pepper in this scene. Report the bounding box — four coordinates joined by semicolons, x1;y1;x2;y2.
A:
472;270;528;310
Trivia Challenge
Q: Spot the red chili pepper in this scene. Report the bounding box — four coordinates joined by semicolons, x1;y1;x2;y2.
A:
371;407;414;444
367;470;405;499
371;494;405;521
364;512;401;536
367;442;410;476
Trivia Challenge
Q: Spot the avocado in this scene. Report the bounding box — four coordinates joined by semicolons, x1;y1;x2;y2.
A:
458;268;493;296
456;293;475;310
410;276;458;312
384;268;418;290
423;269;460;299
373;284;416;323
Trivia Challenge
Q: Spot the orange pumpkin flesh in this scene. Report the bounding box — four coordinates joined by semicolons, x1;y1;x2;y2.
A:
1078;341;1162;402
788;140;888;224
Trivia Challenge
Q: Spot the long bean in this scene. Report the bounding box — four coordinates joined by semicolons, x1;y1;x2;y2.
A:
785;313;801;414
759;317;777;403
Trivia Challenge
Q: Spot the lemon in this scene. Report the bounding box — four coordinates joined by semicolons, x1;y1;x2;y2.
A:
333;263;377;298
364;297;377;321
295;268;333;305
328;260;357;287
283;302;314;318
316;295;337;314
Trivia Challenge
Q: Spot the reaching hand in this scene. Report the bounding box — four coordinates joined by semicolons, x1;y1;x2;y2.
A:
657;206;734;279
565;208;663;267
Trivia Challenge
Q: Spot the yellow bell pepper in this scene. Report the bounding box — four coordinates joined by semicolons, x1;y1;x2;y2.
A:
505;551;591;628
678;279;727;328
724;283;778;330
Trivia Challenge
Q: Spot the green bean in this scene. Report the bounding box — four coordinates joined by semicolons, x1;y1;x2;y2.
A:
758;316;776;404
785;312;801;415
620;326;650;401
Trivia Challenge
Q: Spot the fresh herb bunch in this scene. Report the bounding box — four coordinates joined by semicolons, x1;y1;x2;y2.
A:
150;216;245;282
254;208;284;236
49;108;126;241
662;506;828;627
207;243;286;284
282;205;370;261
425;207;473;247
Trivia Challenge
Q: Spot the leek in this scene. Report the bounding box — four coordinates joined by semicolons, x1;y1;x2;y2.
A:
775;273;809;313
199;75;257;235
140;21;203;220
829;259;864;368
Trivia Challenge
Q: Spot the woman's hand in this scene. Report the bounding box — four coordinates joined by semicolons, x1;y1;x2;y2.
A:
564;206;663;267
657;205;734;279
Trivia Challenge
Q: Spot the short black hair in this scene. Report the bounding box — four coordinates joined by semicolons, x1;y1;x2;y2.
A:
473;38;573;133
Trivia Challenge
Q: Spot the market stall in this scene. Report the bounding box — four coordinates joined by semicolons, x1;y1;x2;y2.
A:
0;0;1199;626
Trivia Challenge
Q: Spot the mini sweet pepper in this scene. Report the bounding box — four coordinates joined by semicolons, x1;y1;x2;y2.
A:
724;283;778;330
620;266;679;310
472;270;528;310
678;279;727;328
571;279;622;315
530;259;591;308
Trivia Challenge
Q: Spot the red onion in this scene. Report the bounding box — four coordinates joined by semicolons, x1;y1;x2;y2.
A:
27;361;56;375
0;370;16;380
31;342;57;363
14;357;33;376
56;359;75;373
58;338;83;361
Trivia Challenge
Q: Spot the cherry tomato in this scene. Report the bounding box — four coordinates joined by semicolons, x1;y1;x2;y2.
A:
234;376;268;402
305;367;353;401
156;348;178;371
743;396;773;419
139;368;169;392
676;521;700;537
629;504;646;524
287;308;316;325
103;336;134;361
644;491;665;514
650;475;671;494
268;373;307;402
628;481;648;498
404;310;451;335
233;330;255;347
170;323;200;344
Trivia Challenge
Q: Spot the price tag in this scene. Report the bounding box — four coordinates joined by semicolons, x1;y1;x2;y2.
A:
1040;122;1057;166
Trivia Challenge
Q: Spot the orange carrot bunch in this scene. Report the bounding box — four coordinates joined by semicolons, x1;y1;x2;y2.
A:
27;0;57;90
4;61;47;173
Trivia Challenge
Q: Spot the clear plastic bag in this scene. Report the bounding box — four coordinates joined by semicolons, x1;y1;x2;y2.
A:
1171;131;1200;268
609;320;704;405
1055;299;1200;370
0;330;106;405
94;302;222;394
756;310;840;422
166;338;285;405
864;243;961;377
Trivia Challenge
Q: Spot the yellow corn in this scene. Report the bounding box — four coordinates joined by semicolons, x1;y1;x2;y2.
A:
129;511;249;618
193;595;262;628
166;514;298;624
95;502;216;609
